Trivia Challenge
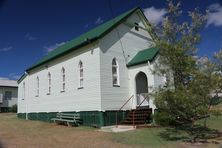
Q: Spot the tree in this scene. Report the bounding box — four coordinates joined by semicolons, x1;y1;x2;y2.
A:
151;0;217;133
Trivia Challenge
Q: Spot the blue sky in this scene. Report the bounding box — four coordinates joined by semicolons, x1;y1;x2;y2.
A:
0;0;221;80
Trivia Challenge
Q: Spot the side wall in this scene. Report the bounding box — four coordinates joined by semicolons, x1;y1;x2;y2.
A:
18;43;101;113
99;12;154;110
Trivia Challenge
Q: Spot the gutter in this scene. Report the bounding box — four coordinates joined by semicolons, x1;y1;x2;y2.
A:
26;37;99;72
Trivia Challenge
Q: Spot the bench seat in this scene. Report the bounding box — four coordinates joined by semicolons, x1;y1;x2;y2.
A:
51;113;81;127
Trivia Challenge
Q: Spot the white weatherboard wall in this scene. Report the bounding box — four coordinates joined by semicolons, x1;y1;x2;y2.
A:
18;79;27;113
18;43;101;113
128;63;155;110
99;12;154;110
128;60;166;112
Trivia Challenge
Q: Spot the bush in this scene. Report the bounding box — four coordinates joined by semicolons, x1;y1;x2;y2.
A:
10;104;17;113
154;110;174;126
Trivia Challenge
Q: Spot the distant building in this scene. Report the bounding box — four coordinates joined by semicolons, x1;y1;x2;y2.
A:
0;79;18;112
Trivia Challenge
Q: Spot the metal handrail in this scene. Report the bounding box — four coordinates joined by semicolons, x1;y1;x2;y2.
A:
115;95;134;127
133;95;149;128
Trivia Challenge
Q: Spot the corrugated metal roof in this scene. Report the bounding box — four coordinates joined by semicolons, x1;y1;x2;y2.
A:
0;79;18;87
26;7;140;72
127;47;159;67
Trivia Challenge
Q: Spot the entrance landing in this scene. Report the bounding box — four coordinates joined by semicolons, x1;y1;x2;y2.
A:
99;125;135;133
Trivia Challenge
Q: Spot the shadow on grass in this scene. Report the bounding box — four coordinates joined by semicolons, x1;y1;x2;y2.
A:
159;125;222;143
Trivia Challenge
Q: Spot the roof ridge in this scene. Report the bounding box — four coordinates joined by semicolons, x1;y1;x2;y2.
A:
26;7;141;72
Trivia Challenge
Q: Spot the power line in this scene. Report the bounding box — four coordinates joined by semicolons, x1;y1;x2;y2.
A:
107;0;128;63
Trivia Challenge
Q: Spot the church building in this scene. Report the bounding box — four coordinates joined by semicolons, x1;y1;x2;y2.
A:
17;7;165;127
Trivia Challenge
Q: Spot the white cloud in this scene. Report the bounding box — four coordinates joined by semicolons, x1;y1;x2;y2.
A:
44;42;66;53
25;33;37;40
206;3;222;27
8;73;21;80
0;73;21;80
143;6;167;25
0;46;12;52
0;77;9;80
95;17;104;25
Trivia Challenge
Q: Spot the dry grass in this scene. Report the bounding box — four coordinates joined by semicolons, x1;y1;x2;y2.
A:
0;113;130;148
0;113;221;148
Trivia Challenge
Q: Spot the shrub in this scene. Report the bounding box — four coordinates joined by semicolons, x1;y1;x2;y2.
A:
10;104;17;113
154;110;174;126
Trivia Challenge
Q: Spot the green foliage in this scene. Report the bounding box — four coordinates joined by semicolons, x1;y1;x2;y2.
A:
10;104;17;113
154;110;174;126
151;0;222;130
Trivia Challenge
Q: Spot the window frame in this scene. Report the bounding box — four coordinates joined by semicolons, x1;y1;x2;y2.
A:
112;58;120;87
78;61;84;89
61;67;65;92
22;82;25;100
36;76;39;97
134;22;139;31
47;72;51;95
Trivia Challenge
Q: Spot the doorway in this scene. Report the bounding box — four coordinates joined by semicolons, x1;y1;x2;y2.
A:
135;72;149;106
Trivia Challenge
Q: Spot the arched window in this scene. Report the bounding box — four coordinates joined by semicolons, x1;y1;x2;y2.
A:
36;76;39;96
22;82;25;100
79;61;83;88
47;72;51;94
61;67;65;92
112;58;120;86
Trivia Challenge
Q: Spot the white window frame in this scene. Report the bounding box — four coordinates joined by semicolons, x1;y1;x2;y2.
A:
22;82;25;100
47;72;51;95
36;76;39;97
78;61;84;89
61;67;65;92
112;58;120;86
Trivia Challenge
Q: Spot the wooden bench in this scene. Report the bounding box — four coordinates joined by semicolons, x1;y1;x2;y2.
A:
51;113;81;126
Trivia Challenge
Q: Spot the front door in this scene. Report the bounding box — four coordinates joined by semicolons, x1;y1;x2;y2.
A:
135;72;149;106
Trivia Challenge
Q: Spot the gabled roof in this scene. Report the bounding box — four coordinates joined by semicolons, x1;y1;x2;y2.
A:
26;7;144;72
17;73;27;84
127;47;159;67
0;79;18;88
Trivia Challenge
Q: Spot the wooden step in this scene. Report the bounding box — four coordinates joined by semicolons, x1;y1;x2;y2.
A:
119;108;152;126
127;113;151;116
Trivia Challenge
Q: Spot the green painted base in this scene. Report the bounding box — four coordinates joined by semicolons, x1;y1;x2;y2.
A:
17;110;129;127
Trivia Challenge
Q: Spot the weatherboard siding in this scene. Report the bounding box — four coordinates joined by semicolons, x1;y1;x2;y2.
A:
18;43;101;113
128;63;156;110
99;13;153;110
18;79;27;113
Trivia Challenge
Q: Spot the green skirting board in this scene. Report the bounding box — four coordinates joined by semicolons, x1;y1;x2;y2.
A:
17;110;129;127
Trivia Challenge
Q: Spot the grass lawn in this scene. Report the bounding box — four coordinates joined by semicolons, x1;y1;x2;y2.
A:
198;115;222;131
0;113;221;148
112;128;180;147
112;115;222;148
